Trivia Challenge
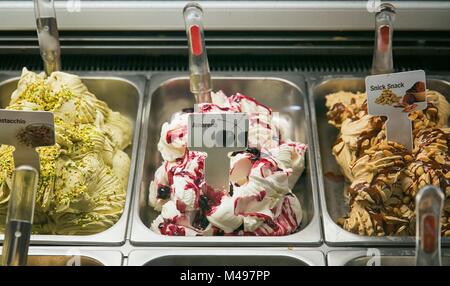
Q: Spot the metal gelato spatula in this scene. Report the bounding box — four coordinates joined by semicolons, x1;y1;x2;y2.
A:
367;3;427;152
1;110;55;266
183;2;212;105
34;0;61;75
184;2;248;192
1;0;59;267
371;3;395;75
415;185;444;266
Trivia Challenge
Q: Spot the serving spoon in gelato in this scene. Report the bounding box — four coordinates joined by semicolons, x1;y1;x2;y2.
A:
35;0;61;76
415;185;444;266
0;1;132;251
184;2;248;192
184;2;212;106
1;0;60;266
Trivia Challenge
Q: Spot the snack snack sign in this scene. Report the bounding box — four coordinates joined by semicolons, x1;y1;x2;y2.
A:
366;70;427;151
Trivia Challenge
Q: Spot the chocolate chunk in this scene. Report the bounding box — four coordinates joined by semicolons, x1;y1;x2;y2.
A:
199;195;210;212
402;93;416;105
157;185;171;199
246;147;261;158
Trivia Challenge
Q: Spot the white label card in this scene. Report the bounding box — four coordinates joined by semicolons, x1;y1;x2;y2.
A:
0;109;55;148
366;70;427;151
188;112;248;191
0;109;55;170
188;113;248;149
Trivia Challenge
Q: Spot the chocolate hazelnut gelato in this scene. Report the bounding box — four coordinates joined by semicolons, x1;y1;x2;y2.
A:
326;89;450;237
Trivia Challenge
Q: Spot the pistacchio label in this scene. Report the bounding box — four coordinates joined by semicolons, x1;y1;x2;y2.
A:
0;118;26;124
0;109;55;148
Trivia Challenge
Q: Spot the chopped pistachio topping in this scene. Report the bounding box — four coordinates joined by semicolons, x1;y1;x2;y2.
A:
0;68;132;235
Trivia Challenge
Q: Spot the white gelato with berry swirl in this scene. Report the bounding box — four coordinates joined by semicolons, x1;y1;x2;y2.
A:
149;91;307;236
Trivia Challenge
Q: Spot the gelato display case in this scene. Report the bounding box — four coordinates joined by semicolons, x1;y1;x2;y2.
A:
0;0;449;266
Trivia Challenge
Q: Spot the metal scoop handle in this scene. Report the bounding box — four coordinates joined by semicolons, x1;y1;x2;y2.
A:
183;2;212;104
415;185;444;266
34;0;61;75
371;3;395;75
2;166;38;266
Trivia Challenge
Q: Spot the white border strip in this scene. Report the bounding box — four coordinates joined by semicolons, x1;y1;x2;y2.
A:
0;1;449;31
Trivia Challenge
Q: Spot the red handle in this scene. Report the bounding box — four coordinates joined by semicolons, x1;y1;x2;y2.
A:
423;214;437;253
189;25;203;57
378;25;390;53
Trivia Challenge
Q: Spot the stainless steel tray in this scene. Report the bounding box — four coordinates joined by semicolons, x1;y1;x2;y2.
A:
0;72;145;246
0;247;123;266
130;73;322;246
308;74;450;246
328;248;450;266
127;248;325;266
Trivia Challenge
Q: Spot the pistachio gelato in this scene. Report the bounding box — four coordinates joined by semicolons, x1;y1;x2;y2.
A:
326;89;450;236
0;68;132;235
